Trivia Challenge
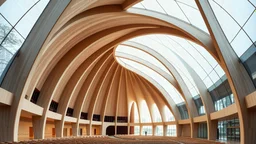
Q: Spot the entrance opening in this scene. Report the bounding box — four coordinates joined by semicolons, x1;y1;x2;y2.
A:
106;126;115;136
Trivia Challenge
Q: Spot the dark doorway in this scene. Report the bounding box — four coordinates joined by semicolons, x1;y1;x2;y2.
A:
29;127;33;138
52;128;56;137
94;129;97;135
106;126;115;136
80;128;83;135
117;126;128;135
70;128;72;136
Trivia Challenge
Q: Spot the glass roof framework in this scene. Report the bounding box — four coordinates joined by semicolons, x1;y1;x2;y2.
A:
116;57;185;104
126;34;226;90
132;0;209;33
0;0;49;77
209;0;256;57
116;45;171;74
116;44;199;100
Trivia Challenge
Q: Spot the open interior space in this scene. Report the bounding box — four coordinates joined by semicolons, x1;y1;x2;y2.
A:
0;0;256;144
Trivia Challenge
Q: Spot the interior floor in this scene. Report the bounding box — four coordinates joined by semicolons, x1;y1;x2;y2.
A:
2;136;225;144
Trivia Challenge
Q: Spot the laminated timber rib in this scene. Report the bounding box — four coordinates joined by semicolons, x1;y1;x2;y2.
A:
0;0;255;144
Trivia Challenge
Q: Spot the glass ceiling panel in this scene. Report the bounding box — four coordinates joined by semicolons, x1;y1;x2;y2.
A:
116;45;170;74
209;0;256;57
15;0;49;38
117;57;184;104
127;34;224;90
0;0;49;77
127;35;200;96
213;0;254;26
131;0;209;33
0;0;37;25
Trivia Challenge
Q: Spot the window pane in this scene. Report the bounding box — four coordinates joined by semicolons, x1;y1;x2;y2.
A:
213;0;254;26
2;29;24;54
15;0;49;38
153;104;162;122
164;105;175;122
203;77;214;88
0;15;12;43
231;30;252;57
209;0;240;42
155;126;163;136
0;0;36;25
244;12;256;43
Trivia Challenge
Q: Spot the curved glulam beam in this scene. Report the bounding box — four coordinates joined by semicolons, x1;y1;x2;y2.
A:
115;68;124;134
121;42;197;113
115;55;182;120
0;0;235;141
133;74;164;123
126;71;148;123
26;4;218;102
87;61;117;125
138;75;175;123
26;15;161;101
71;52;114;136
127;8;219;62
101;66;121;122
129;72;154;124
82;56;114;116
125;70;141;124
116;69;128;118
123;64;180;121
45;0;129;41
120;41;200;137
115;52;180;93
93;62;118;122
55;47;114;137
122;0;142;10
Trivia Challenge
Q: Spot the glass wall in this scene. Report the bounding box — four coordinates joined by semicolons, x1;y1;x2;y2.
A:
193;95;205;115
198;122;207;139
140;100;152;123
133;102;140;123
155;125;163;136
241;44;256;87
164;106;175;122
142;126;152;136
134;126;140;135
217;118;240;142
208;75;234;111
153;104;162;122
166;125;176;136
177;102;189;119
0;0;49;78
